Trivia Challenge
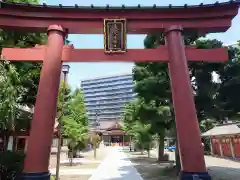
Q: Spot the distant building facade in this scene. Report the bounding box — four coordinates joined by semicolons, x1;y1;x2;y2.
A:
81;74;136;126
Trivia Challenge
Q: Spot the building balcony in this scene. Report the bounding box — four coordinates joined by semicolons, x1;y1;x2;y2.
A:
87;110;124;117
83;87;133;96
81;75;133;86
83;89;133;98
85;99;134;107
83;84;134;94
82;80;133;90
84;93;135;102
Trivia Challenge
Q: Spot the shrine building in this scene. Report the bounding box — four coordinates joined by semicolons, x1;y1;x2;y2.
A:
91;120;130;146
202;121;240;159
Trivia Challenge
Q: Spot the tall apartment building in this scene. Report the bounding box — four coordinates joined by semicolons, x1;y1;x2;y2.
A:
81;74;136;125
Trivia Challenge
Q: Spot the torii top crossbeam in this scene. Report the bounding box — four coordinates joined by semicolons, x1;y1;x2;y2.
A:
0;0;239;34
1;1;239;180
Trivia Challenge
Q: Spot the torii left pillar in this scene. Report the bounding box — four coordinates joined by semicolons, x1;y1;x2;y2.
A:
18;25;66;180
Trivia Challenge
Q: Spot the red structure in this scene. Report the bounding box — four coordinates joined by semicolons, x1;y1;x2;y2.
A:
0;1;239;180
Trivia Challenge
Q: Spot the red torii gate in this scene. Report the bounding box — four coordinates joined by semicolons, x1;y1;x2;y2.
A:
0;1;239;180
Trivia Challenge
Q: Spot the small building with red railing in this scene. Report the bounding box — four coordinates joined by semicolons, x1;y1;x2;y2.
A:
202;122;240;159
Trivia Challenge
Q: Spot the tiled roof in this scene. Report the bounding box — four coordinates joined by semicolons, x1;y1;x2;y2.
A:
1;0;240;10
99;120;121;130
102;129;125;135
201;122;240;136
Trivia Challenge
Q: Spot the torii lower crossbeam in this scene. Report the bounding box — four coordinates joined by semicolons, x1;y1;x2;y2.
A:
2;45;228;62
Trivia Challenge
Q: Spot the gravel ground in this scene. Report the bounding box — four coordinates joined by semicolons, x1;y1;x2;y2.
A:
150;149;240;180
49;146;113;180
127;152;178;180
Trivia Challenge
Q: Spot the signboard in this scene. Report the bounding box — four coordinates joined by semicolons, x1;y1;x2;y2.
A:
104;19;127;53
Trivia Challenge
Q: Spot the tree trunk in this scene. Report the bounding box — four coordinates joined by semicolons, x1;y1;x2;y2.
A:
93;145;97;159
147;149;150;157
69;152;73;166
175;137;181;173
173;121;181;173
7;136;14;151
7;111;15;151
170;106;181;173
157;134;165;161
3;136;7;151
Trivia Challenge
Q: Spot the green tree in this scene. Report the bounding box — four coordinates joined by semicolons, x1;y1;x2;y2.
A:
66;89;88;127
90;134;100;159
121;99;171;160
136;100;172;161
63;88;89;162
121;100;152;156
134;33;227;170
0;0;47;107
132;122;152;156
57;81;72;119
121;100;140;135
216;41;240;119
0;60;26;150
0;61;23;131
0;0;47;137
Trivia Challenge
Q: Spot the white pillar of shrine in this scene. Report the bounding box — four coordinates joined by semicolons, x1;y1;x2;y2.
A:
230;137;235;158
219;138;223;157
210;138;214;155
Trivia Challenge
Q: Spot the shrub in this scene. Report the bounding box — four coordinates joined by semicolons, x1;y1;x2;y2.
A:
0;151;25;180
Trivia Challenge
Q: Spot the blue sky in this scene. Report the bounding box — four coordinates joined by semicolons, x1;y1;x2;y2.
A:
45;0;240;89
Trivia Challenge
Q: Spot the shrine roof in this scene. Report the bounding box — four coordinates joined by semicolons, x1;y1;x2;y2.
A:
98;120;123;130
201;122;240;137
1;0;239;11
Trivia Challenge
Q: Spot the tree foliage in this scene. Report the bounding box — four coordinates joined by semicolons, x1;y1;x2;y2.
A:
132;122;152;154
132;32;240;171
0;61;23;131
216;41;240;119
121;100;140;135
121;100;152;155
63;88;89;152
57;80;72;119
0;1;47;133
0;0;47;107
121;99;171;160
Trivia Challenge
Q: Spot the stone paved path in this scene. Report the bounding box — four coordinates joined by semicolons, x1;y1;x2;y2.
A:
89;147;143;180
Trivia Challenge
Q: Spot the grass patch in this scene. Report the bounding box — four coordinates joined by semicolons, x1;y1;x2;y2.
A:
59;175;91;180
61;163;100;169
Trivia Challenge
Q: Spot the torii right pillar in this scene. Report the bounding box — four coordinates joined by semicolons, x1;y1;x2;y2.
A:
165;25;211;180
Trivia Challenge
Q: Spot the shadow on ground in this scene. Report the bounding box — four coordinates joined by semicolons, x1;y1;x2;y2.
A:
124;152;178;180
125;152;240;180
208;166;240;180
60;162;83;166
